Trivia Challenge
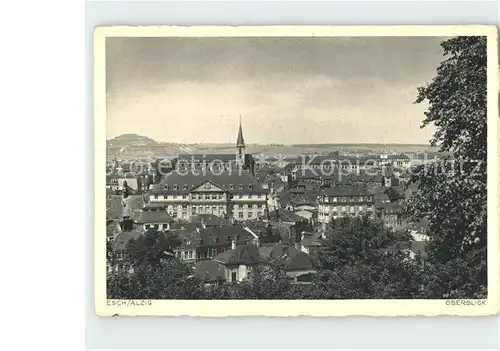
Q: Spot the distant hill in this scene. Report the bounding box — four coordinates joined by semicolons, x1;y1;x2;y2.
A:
106;134;197;159
107;134;159;147
106;134;437;160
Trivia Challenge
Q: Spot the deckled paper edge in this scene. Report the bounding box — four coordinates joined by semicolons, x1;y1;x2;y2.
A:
93;25;500;317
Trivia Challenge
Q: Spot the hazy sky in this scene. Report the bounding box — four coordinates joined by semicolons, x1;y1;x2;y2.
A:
106;36;446;144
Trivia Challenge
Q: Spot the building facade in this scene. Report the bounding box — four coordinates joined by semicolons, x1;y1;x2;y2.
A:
317;186;375;224
148;170;268;222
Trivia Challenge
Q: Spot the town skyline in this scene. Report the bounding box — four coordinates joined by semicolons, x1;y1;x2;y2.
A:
106;36;445;145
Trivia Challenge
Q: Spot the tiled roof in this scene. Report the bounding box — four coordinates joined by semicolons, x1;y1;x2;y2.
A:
142;202;168;210
320;186;372;197
301;232;322;247
268;208;307;223
191;214;231;227
194;260;225;281
214;244;262;266
134;211;174;224
198;225;254;246
112;231;143;251
122;195;145;217
259;245;314;271
408;218;430;232
375;202;404;211
151;170;267;195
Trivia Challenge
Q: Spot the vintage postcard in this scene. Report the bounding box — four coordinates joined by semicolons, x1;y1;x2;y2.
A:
94;25;499;316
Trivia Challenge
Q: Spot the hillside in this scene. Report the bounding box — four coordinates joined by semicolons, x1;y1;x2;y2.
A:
107;134;159;147
106;134;437;160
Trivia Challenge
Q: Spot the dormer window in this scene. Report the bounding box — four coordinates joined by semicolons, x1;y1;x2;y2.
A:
164;185;169;190
173;185;178;190
229;184;234;190
248;184;253;190
183;184;188;190
239;184;243;190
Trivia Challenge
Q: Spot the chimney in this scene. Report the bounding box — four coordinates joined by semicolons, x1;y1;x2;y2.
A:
231;240;236;250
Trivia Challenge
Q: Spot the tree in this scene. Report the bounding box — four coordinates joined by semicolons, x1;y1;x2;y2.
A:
313;216;422;299
406;36;487;298
384;187;403;202
126;228;179;268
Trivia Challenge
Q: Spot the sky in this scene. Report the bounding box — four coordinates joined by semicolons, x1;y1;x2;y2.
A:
106;36;446;144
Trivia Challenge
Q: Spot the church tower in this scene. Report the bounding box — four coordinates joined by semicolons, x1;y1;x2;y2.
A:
236;115;246;168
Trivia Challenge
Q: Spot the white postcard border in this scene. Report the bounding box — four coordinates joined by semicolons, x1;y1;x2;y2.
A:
94;25;499;317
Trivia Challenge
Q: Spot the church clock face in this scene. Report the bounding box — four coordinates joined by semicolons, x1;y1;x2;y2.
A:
204;182;211;190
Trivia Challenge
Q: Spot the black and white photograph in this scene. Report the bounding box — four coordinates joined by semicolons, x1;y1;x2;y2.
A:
95;26;498;316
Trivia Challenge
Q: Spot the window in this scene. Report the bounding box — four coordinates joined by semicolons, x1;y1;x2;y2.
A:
257;211;262;218
182;195;187;199
182;204;187;209
248;212;253;218
182;211;187;218
215;237;219;243
248;195;253;199
197;194;202;200
183;185;188;190
145;224;150;230
173;185;178;190
192;207;196;215
248;184;253;189
173;211;177;218
238;184;243;190
238;212;243;218
238;194;243;199
211;194;217;200
211;248;217;257
172;195;177;199
231;272;237;282
154;194;158;199
188;251;193;259
164;185;169;190
205;194;210;200
218;194;223;200
229;184;234;190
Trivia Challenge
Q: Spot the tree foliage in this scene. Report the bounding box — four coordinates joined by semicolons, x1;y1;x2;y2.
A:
406;36;488;298
313;216;422;299
384;187;403;202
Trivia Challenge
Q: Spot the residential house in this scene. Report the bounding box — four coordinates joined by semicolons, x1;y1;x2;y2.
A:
375;202;405;230
317;186;375;225
258;244;316;283
213;243;262;282
408;218;431;242
300;231;323;255
134;210;175;231
266;208;311;245
148;170;268;222
172;224;257;263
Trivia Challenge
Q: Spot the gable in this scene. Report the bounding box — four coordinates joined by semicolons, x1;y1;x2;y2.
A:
191;181;225;193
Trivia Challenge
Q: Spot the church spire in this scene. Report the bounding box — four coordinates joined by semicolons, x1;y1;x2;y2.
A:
236;115;245;148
